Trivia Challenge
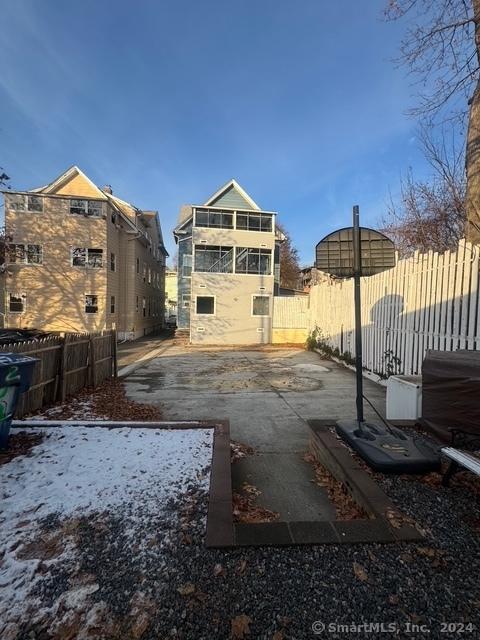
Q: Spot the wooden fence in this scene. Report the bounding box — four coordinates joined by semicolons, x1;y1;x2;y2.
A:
0;330;117;417
308;239;480;377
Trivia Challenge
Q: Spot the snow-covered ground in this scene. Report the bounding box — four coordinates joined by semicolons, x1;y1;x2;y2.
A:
0;426;213;639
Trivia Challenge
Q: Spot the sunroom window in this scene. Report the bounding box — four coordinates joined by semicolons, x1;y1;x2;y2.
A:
195;208;233;229
236;212;272;232
194;245;233;273
235;247;272;275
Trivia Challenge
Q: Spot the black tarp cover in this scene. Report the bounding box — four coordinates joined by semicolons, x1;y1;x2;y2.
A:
422;350;480;443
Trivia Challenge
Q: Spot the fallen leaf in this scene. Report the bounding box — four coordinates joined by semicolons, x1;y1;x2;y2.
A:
242;482;261;497
389;594;399;605
353;561;368;582
237;559;247;575
177;583;195;596
213;563;225;577
181;533;192;545
272;631;285;640
416;546;436;558
231;614;252;639
368;550;377;562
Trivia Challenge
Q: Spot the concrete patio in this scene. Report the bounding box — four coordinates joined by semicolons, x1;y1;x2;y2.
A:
124;344;387;522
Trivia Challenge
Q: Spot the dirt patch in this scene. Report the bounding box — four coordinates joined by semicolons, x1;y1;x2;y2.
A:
0;431;45;465
303;452;368;520
30;379;162;422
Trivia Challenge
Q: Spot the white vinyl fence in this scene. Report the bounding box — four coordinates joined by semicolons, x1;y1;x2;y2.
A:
308;239;480;377
273;296;309;328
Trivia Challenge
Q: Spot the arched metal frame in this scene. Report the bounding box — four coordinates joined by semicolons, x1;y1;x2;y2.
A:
315;226;395;278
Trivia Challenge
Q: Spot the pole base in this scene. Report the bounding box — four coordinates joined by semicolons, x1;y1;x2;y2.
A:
336;420;440;474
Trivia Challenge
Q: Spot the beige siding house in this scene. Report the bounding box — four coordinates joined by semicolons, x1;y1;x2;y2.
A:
174;180;282;345
2;166;167;340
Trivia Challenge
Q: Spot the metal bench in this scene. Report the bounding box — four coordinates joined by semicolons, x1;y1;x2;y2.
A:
441;447;480;486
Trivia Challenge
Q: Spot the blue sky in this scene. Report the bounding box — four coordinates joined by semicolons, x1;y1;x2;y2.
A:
0;0;430;264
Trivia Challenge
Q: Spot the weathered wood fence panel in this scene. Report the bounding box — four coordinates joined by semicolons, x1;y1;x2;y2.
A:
308;239;480;378
0;330;116;417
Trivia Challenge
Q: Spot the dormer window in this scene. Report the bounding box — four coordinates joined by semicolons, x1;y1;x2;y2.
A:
70;199;103;217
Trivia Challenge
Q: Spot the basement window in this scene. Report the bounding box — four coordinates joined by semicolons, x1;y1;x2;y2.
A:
70;199;103;217
252;295;270;317
8;293;26;313
72;248;103;268
85;295;98;314
196;296;215;315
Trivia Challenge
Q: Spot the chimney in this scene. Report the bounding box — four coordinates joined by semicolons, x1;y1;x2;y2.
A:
103;185;113;195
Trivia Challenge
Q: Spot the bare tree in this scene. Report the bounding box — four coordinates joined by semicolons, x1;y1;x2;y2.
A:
277;223;301;289
382;124;466;254
0;167;10;189
385;0;480;242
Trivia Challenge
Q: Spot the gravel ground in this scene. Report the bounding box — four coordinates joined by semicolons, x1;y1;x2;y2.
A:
4;469;478;640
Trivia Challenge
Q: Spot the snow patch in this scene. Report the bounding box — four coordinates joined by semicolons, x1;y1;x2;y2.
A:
0;426;213;634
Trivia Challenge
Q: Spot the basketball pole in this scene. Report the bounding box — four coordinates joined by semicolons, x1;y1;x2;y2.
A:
353;205;364;427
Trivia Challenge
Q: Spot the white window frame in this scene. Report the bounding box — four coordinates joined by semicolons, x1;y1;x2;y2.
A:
195;294;216;316
8;194;43;213
182;254;192;278
235;247;273;276
8;292;26;313
85;294;99;314
235;211;273;232
7;243;43;265
71;247;104;268
69;199;103;218
251;294;271;317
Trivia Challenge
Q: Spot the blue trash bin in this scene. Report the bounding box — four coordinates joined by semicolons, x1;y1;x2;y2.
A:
0;353;39;449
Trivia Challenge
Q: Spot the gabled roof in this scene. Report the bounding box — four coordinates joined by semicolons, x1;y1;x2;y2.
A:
204;179;260;210
15;165;167;252
174;180;266;238
41;165;108;199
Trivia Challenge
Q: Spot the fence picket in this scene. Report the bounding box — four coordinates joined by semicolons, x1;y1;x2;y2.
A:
305;240;480;378
0;330;116;417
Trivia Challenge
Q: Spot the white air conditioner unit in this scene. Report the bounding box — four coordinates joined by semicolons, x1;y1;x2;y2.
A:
386;375;422;421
